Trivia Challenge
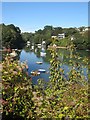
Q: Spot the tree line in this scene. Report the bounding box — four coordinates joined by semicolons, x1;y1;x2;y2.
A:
1;24;90;49
1;24;25;49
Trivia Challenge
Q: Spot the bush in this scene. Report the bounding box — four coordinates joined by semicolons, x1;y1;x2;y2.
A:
56;37;71;47
1;48;89;119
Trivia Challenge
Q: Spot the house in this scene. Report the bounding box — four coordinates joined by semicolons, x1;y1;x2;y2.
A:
42;41;46;45
71;36;74;41
83;27;88;31
58;33;65;39
27;41;30;44
51;36;57;39
27;41;30;46
37;44;42;48
51;33;65;39
79;27;88;34
79;27;88;32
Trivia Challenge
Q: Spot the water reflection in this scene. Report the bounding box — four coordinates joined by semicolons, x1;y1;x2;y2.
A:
19;46;89;84
20;46;50;84
40;48;46;57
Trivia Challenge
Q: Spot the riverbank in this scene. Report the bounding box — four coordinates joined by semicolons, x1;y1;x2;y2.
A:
48;45;67;49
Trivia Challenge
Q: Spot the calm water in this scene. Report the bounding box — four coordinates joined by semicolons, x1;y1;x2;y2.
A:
20;48;50;84
19;47;89;84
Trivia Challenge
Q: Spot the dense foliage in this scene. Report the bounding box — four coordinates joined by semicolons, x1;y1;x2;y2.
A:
21;26;79;47
1;44;89;119
1;23;89;50
73;31;90;49
54;31;89;50
1;24;25;49
21;25;89;50
2;56;33;119
55;37;71;47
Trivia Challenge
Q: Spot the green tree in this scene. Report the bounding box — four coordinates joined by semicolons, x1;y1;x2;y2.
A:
2;24;25;49
21;32;34;45
52;27;62;36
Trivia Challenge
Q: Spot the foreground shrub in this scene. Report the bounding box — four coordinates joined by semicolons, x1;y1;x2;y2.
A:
1;48;89;119
2;56;34;119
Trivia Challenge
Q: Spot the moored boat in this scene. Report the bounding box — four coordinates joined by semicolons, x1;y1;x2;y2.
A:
36;61;43;64
38;69;46;73
31;70;40;76
10;50;17;57
40;52;46;57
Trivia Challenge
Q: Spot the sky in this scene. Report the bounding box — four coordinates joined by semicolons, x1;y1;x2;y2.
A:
2;2;88;33
1;0;89;2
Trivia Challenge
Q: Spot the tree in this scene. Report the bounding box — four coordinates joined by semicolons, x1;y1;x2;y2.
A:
73;31;89;49
52;27;62;36
79;26;85;32
62;28;78;37
21;32;34;45
2;24;25;49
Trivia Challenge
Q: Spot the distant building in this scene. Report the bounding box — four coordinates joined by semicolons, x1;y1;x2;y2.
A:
71;36;74;41
83;27;88;31
58;33;65;39
42;41;46;45
37;44;42;48
27;41;30;46
51;33;65;39
51;36;57;39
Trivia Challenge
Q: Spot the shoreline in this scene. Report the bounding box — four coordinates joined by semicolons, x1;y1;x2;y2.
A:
48;46;67;49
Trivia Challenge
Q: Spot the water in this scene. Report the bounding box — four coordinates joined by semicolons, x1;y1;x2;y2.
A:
20;49;50;84
19;47;89;84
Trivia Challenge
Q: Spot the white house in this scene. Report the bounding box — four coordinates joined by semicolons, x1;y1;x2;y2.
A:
42;41;46;45
51;36;57;39
37;44;42;48
80;27;88;32
71;36;74;41
58;33;65;39
27;41;30;46
84;27;88;31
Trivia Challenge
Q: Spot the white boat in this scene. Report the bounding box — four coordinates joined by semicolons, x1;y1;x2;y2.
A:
31;70;40;76
15;49;18;51
27;41;30;44
38;69;46;73
18;49;21;52
27;41;30;47
36;61;43;64
37;44;42;48
27;44;30;47
35;48;37;53
10;51;17;57
42;41;46;45
40;52;46;57
31;46;34;50
86;49;89;51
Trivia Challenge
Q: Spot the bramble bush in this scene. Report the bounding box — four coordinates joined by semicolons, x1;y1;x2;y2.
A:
1;45;89;119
